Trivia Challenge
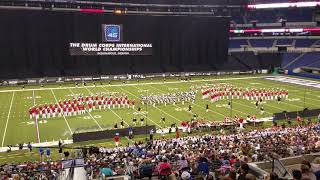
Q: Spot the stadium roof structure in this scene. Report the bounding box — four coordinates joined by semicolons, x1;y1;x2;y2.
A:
12;0;248;5
0;0;245;15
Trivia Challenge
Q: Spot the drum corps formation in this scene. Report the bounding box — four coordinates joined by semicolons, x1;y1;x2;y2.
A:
27;85;289;130
28;94;135;120
201;84;288;102
140;91;197;107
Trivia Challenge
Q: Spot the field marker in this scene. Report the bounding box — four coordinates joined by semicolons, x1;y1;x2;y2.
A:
0;76;270;93
1;92;15;147
50;89;73;134
68;88;103;130
33;90;41;143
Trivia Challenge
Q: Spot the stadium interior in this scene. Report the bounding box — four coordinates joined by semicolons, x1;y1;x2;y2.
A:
0;0;319;180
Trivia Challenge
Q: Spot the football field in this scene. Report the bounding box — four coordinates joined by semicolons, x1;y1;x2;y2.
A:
0;75;319;147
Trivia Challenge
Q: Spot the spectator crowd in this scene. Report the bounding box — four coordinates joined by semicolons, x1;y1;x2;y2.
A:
0;123;319;180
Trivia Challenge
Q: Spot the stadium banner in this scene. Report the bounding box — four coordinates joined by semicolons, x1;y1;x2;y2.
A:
72;77;82;81
100;76;112;80
82;77;92;81
8;80;18;85
64;78;73;82
1;70;261;86
69;43;153;56
27;79;38;84
92;77;101;81
17;80;27;85
46;77;58;83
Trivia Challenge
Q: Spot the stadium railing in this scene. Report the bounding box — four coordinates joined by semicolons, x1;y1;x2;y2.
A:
271;157;292;179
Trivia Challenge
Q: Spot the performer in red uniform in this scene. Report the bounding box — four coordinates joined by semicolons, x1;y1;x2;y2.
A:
114;133;120;147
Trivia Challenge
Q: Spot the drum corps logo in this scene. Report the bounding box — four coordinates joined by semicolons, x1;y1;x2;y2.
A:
104;24;121;42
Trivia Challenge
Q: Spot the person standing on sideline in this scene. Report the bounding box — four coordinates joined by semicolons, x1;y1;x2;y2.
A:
176;127;180;138
39;147;44;162
128;126;133;139
150;129;154;141
272;115;277;126
58;146;63;159
114;133;120;147
27;142;32;156
46;148;51;160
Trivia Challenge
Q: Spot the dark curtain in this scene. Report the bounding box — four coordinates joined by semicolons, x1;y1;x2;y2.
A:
0;10;229;79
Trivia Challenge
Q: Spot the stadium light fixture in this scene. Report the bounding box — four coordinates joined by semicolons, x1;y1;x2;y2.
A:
230;28;320;34
247;1;320;9
114;9;122;14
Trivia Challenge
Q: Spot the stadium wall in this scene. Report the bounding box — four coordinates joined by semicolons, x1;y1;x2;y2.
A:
72;125;156;142
0;10;229;79
287;71;320;80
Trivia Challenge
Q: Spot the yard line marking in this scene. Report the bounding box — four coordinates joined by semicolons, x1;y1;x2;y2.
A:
32;90;36;106
50;89;73;134
0;76;271;93
1;92;15;147
99;86;162;128
68;88;103;130
33;90;41;143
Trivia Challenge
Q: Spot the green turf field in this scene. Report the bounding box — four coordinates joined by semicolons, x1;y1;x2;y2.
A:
0;74;319;147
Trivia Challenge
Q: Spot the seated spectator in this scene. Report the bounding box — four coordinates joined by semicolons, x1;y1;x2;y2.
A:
228;170;237;180
301;164;316;180
237;163;249;180
292;169;302;180
139;159;154;179
197;156;209;175
178;156;189;171
159;158;172;178
100;165;113;177
311;157;320;172
269;172;279;180
126;161;137;178
245;173;256;180
181;170;191;180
